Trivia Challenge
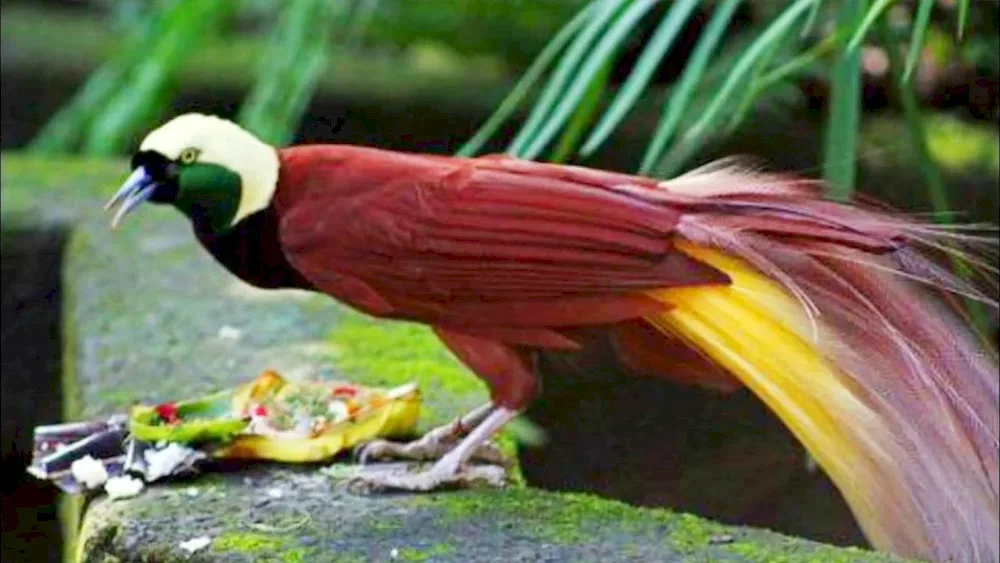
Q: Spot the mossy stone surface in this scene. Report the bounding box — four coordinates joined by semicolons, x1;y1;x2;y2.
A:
76;467;902;563
2;154;904;562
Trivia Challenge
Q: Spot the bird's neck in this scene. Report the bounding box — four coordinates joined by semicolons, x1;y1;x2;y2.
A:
194;207;314;291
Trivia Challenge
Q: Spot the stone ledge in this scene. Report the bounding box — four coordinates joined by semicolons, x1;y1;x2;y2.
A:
1;155;903;562
78;467;895;563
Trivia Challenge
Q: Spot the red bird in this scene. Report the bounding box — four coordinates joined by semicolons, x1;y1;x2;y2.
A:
107;114;998;562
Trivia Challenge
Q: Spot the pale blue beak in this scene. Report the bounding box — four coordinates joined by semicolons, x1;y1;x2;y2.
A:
105;167;158;228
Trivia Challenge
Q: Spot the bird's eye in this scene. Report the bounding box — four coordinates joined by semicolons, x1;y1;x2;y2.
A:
178;148;200;164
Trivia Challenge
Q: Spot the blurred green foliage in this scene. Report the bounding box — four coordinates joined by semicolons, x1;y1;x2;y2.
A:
238;0;347;146
29;0;237;156
326;0;588;67
463;0;998;190
23;0;1000;197
84;0;586;70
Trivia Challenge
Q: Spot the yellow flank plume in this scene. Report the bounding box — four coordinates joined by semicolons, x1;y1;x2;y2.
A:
644;242;923;556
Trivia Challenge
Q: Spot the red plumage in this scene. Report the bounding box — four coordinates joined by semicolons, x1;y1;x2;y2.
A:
110;112;998;561
235;144;997;560
272;145;731;407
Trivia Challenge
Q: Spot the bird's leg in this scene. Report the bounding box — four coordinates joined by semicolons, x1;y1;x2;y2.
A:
348;406;519;493
356;402;507;466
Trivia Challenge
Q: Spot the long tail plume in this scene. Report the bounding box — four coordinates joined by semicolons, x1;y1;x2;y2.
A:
637;163;999;561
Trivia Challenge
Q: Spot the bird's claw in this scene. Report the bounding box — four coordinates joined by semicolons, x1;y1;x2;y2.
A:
347;404;516;494
355;438;447;464
356;438;511;467
345;463;508;494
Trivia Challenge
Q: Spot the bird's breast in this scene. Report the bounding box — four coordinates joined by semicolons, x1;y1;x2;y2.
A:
195;211;316;291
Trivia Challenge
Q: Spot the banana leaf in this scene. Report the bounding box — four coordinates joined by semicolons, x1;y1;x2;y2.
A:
129;370;421;463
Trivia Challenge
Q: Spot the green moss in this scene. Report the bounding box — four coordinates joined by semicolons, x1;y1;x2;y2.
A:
1;155;127;228
426;543;456;558
723;541;899;563
433;489;722;546
367;517;403;534
394;548;428;562
327;310;486;427
428;489;901;561
727;542;798;563
396;543;456;562
1;154;124;194
211;532;313;562
329;311;482;396
75;520;122;563
213;532;285;552
667;512;727;552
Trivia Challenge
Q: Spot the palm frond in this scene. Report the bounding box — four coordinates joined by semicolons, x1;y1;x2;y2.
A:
82;0;236;156
957;0;970;40
725;17;804;134
847;0;898;52
903;0;935;83
456;2;598;157
28;0;184;154
640;0;743;174
522;0;668;160
507;0;626;157
660;0;819;175
580;0;700;157
238;0;346;146
823;0;866;199
550;58;614;163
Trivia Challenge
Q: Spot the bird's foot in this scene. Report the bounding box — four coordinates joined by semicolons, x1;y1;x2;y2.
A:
355;402;510;467
347;405;519;494
345;461;508;494
356;436;510;467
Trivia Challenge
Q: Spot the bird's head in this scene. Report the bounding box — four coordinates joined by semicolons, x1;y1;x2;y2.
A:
105;113;279;232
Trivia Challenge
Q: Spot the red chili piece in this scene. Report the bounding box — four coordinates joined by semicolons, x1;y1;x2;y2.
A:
155;403;180;425
332;385;358;397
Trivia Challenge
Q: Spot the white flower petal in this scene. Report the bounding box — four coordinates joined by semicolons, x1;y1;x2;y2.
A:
70;455;109;489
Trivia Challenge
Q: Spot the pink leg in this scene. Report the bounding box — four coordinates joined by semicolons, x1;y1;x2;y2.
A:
355;402;506;465
348;406;519;493
349;328;535;492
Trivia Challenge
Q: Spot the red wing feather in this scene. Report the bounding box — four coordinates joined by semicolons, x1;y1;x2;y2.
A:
274;146;728;329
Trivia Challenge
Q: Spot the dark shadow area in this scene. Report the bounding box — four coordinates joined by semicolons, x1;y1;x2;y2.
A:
523;331;869;550
1;228;68;563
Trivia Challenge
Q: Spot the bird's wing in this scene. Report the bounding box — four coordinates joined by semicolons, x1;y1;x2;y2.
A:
276;147;728;327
